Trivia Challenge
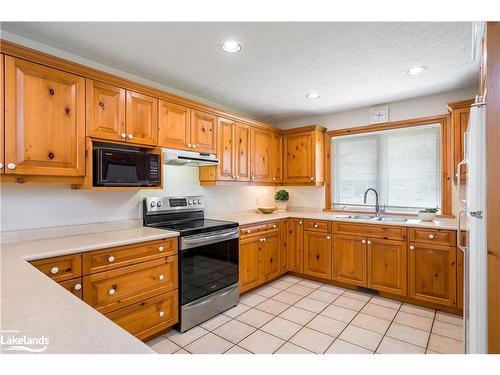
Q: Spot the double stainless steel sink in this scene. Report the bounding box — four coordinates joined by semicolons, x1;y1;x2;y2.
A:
336;214;409;223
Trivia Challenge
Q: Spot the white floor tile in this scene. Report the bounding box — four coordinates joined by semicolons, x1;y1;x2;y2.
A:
289;327;335;354
238;330;285;354
166;326;209;347
261;316;303;340
376;336;425;354
294;297;329;313
236;308;274;328
325;339;373;354
279;306;317;325
213;319;256;344
306;314;347;338
184;333;233;354
339;325;383;351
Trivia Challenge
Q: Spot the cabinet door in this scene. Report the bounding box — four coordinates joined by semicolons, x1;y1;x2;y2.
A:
235;122;251;181
303;230;332;279
260;233;281;282
284;132;314;183
217;117;235;180
288;218;304;273
4;57;85;176
86;79;125;142
158;100;190;150
271;133;282;183
367;238;407;296
457;247;464;310
0;54;4;174
408;243;457;307
239;237;261;293
126;90;158;146
191;110;217;154
332;234;367;287
250;127;273;183
453;107;470;181
279;220;289;273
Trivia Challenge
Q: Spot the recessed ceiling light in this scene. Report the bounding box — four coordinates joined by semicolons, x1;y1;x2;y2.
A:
220;40;242;53
406;66;428;76
306;92;320;99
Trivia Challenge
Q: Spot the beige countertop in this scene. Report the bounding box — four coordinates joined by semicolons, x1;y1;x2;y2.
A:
208;210;459;230
1;227;179;354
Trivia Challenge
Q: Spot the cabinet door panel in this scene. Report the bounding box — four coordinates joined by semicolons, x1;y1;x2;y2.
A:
126;90;158;146
271;133;282;183
408;243;457;307
260;233;281;282
217;117;235;180
235;122;251;181
288;218;304;273
332;234;367;287
239;237;261;293
284;132;313;183
367;238;407;296
86;79;125;141
303;231;332;279
191;110;217;154
4;57;85;176
279;220;289;273
158;100;190;150
251;127;273;183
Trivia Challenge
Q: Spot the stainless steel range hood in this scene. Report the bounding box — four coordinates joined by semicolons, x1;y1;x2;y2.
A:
163;148;219;167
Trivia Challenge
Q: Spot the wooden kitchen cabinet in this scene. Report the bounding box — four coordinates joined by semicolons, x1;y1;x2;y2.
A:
59;277;83;299
86;79;126;142
126;90;158;146
4;56;86;176
332;234;367;287
271;133;283;183
217;117;236;181
260;232;281;282
251;127;273;183
30;253;82;283
1;54;4;174
408;243;457;307
235;122;251;181
190;110;217;154
239;236;262;293
448;99;474;182
283;125;325;184
158;100;191;150
367;238;407;296
288;218;304;273
279;220;289;273
303;230;332;279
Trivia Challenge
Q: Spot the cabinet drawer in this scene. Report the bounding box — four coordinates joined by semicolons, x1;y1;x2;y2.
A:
333;222;406;240
409;228;456;247
240;221;279;238
83;256;178;314
59;277;83;299
105;290;178;341
83;238;177;275
304;219;330;233
30;254;82;282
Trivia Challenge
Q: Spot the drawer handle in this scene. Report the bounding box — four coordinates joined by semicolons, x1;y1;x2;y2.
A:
108;288;116;295
120;133;127;139
361;240;366;244
108;256;115;263
50;267;59;274
310;176;314;181
314;224;319;228
410;245;415;250
273;225;277;229
299;221;303;225
128;134;134;140
159;311;165;317
74;283;82;291
246;229;251;234
428;234;434;239
159;246;164;252
260;238;267;242
159;274;165;281
326;236;331;240
367;240;371;245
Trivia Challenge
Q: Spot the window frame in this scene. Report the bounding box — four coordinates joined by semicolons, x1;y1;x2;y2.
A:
324;114;453;216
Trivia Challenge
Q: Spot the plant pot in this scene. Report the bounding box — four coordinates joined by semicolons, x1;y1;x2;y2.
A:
275;200;288;213
418;212;436;221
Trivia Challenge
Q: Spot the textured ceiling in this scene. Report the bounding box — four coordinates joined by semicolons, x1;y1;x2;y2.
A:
1;22;479;124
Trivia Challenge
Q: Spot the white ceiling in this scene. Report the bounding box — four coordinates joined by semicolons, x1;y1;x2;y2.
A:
1;22;479;124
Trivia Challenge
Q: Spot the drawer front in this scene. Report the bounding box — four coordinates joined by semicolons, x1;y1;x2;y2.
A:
83;256;178;314
409;228;456;247
30;254;82;282
304;219;330;233
59;277;83;299
83;238;177;275
105;290;178;341
240;221;279;238
333;222;406;240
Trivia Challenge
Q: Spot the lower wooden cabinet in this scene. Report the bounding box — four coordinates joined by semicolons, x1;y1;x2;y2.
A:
279;220;289;273
105;290;178;341
408;243;457;307
59;277;83;299
303;230;332;279
30;253;82;283
260;232;281;282
332;234;367;287
367;238;407;296
457;248;464;310
288;219;304;273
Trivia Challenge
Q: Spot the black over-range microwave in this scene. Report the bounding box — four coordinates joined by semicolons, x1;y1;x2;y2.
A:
93;143;161;187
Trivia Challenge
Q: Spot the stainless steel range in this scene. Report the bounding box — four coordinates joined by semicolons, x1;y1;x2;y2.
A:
143;196;239;332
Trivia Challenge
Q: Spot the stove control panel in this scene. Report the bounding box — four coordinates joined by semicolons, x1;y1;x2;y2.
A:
144;196;205;214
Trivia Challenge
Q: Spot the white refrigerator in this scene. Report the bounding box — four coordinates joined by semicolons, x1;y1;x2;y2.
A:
457;101;488;353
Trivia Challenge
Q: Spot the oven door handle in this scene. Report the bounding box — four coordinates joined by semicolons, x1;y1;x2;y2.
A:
180;228;239;250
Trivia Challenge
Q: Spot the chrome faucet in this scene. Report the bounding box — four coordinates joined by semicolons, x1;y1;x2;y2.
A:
364;188;381;217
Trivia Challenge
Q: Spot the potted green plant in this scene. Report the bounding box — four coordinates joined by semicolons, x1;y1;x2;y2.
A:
275;190;289;212
418;208;438;221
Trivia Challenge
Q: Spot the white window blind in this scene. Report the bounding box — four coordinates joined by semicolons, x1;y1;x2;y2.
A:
332;124;441;212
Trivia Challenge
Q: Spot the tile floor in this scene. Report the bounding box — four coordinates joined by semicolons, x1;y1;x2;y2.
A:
147;275;465;354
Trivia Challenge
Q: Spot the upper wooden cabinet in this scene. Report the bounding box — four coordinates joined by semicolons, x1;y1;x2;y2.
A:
4;57;85;176
283;125;325;184
251;127;273;183
191;110;217;154
217;117;236;181
86;79;126;142
126;90;158;146
447;99;474;182
235;122;251;182
158;100;191;150
271;133;283;183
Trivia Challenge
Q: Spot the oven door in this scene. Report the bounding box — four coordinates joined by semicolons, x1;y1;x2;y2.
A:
179;228;239;306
